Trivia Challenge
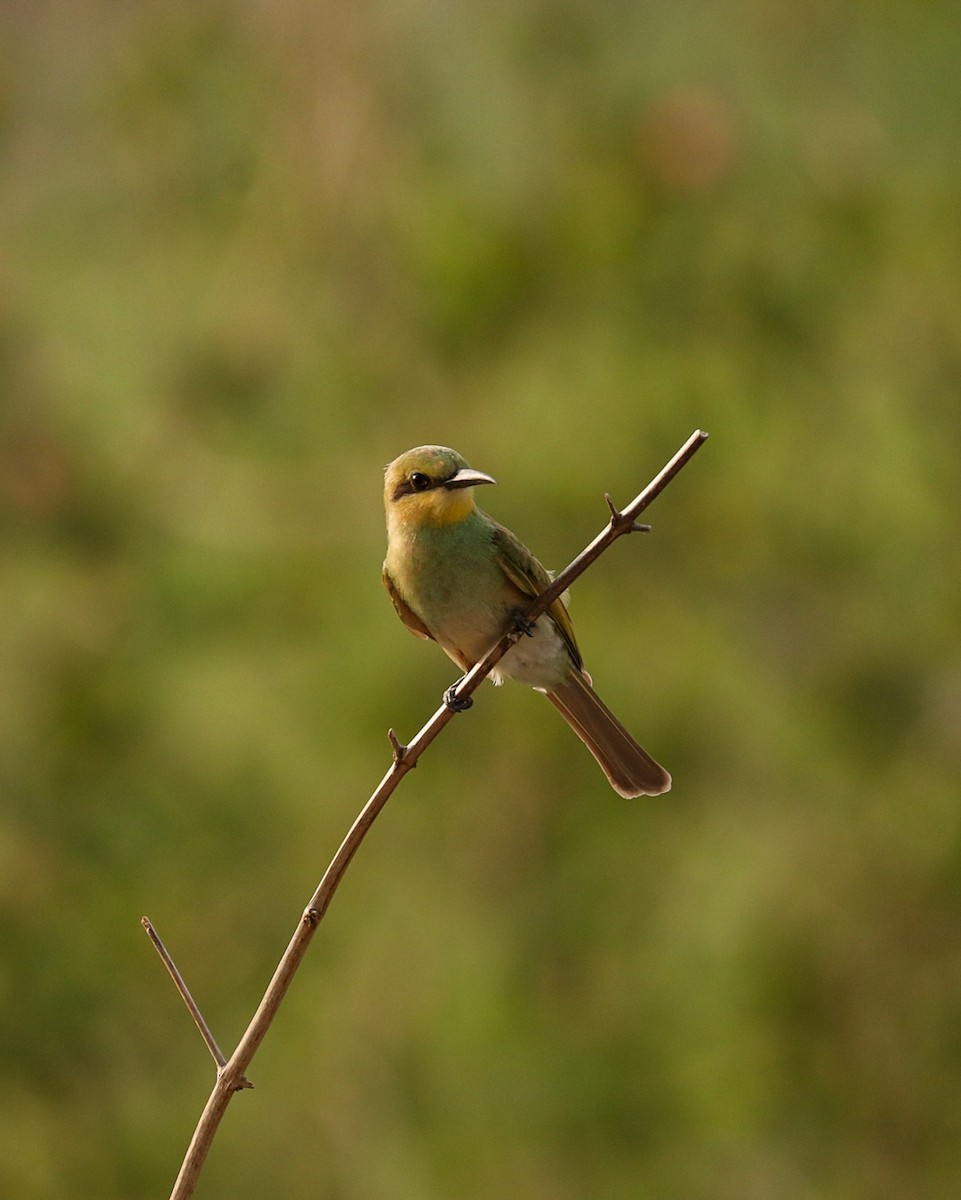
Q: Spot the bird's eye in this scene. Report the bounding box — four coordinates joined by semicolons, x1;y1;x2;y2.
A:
409;472;431;492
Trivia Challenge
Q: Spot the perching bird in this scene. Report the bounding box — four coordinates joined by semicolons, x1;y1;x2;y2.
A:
382;445;671;797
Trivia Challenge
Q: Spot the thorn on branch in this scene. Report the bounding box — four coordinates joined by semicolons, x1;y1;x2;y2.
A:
212;1070;250;1099
387;728;412;765
605;492;651;535
216;1065;255;1092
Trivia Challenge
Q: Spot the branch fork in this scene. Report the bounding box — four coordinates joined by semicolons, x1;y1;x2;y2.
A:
146;428;708;1199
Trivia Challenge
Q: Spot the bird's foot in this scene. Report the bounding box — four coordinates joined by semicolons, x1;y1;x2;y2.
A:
444;679;473;712
511;610;537;638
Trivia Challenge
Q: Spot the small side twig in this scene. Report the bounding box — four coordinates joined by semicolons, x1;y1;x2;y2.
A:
141;917;252;1088
155;429;708;1199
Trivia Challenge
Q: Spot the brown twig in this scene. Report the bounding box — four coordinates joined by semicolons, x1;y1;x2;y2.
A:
143;919;222;1073
155;428;708;1199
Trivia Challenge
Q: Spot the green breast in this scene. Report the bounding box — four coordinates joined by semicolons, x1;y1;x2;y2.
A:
391;514;515;656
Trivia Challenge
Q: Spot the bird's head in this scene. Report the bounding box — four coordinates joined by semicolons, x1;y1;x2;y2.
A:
384;446;495;530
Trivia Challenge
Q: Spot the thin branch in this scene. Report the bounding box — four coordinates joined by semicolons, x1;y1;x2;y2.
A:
443;427;709;710
158;428;708;1199
142;917;223;1066
141;916;251;1083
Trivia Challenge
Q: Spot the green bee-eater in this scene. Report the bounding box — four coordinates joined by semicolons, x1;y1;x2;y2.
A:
382;446;671;797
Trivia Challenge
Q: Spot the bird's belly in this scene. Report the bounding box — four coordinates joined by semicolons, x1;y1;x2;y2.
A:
402;562;511;669
492;617;570;690
411;577;569;689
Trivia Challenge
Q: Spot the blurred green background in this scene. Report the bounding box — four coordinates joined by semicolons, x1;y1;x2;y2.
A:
2;2;960;1197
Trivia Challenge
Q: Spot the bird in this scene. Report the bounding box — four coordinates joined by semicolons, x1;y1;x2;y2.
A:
382;445;671;797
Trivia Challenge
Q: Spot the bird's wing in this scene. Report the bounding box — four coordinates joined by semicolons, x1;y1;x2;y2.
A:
382;565;434;641
490;521;583;671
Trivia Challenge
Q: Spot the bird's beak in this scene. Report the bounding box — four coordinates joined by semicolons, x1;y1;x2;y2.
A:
443;468;496;490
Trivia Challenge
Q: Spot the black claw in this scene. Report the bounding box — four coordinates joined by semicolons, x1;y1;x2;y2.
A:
511;610;537;638
444;682;473;712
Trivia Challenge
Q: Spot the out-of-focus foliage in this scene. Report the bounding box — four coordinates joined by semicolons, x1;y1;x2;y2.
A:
2;1;960;1196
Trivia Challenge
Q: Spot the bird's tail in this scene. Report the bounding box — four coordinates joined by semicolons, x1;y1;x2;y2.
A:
545;671;671;798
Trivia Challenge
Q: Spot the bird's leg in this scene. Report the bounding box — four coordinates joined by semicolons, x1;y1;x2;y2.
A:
443;677;473;712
